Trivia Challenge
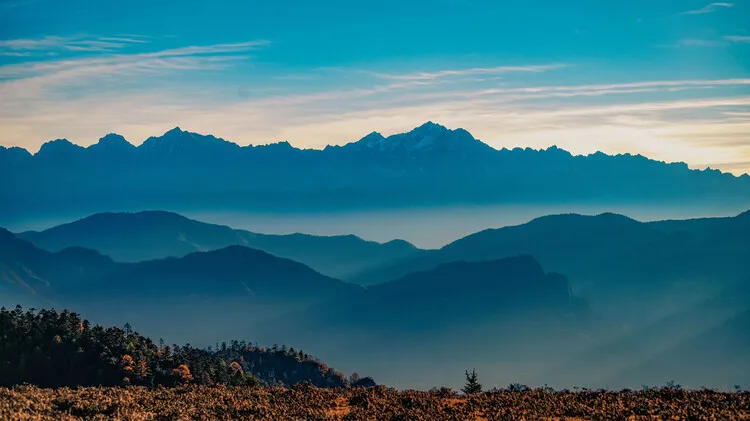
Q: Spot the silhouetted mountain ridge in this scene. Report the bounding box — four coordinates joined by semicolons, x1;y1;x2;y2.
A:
1;228;360;306
351;210;750;333
3;122;748;222
0;227;113;293
74;245;362;301
18;210;421;279
258;254;588;343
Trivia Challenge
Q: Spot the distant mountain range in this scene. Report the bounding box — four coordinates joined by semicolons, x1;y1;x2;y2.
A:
3;122;749;224
18;211;421;279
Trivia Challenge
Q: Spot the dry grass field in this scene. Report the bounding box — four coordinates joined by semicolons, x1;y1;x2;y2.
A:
1;384;748;420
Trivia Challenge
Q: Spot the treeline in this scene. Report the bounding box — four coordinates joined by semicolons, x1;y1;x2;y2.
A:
0;306;375;389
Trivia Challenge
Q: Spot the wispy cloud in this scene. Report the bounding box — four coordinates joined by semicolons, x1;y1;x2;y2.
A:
0;35;148;54
0;40;269;84
0;36;71;50
366;64;568;81
140;41;269;58
379;78;750;104
725;35;750;43
677;38;725;47
98;37;150;44
0;51;33;57
680;2;734;14
658;38;726;48
0;0;42;10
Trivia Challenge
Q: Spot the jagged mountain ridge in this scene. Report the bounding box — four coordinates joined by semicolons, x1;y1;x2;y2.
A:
3;122;747;180
2;122;749;222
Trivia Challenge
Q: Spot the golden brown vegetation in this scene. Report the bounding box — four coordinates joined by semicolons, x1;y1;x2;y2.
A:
1;385;748;421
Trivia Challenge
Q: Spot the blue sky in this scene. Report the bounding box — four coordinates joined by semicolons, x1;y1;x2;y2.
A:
1;0;749;173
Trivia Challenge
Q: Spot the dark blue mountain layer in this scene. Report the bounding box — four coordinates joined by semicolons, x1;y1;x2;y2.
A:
0;227;359;305
18;210;420;279
2;122;748;221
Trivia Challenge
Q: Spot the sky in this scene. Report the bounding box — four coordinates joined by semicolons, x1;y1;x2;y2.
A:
1;0;749;174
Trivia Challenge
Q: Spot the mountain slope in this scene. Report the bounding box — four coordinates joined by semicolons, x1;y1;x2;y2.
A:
351;211;750;329
0;227;115;296
18;211;421;279
1;228;362;343
252;255;593;389
3;122;749;225
354;211;750;281
68;245;361;302
307;255;588;331
2;227;358;302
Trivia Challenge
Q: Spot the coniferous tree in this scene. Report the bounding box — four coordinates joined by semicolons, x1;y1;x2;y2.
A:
462;368;482;394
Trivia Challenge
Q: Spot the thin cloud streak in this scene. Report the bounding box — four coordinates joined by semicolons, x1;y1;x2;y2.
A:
0;36;74;50
675;38;725;47
680;2;734;14
366;64;569;81
0;40;268;86
0;35;148;53
725;36;750;43
0;0;42;10
140;41;270;58
430;78;750;99
99;37;150;44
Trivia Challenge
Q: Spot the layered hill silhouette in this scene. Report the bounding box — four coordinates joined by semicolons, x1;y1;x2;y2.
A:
2;221;591;362
352;211;750;322
3;122;749;224
272;255;589;333
3;209;749;388
63;245;361;301
252;255;595;389
1;227;365;342
0;228;358;309
0;227;114;294
18;211;420;279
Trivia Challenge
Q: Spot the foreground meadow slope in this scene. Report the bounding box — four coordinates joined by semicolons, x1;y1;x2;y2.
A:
2;386;748;421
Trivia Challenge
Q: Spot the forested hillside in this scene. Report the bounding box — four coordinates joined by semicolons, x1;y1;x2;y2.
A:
0;306;373;389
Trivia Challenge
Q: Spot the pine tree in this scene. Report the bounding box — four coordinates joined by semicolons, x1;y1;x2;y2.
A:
462;368;482;394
